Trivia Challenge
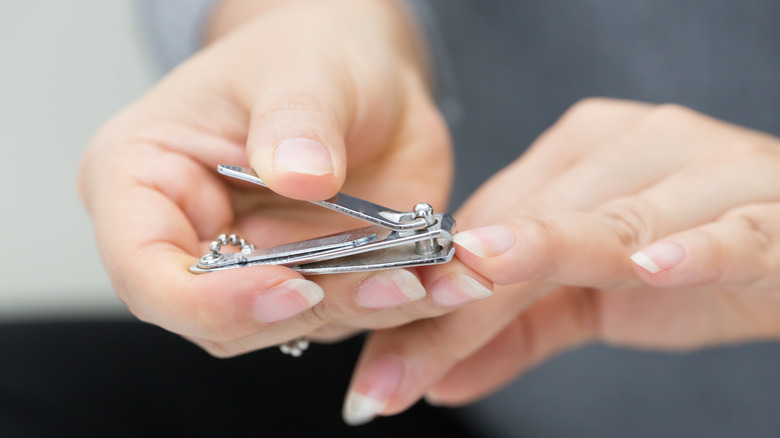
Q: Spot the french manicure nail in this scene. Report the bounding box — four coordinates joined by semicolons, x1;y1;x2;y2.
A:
253;279;324;323
454;225;515;258
273;137;333;175
431;273;492;307
357;269;426;309
343;355;403;426
631;241;686;274
423;391;443;407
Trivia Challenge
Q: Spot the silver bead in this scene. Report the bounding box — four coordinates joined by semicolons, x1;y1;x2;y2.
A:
413;202;435;226
279;337;310;357
228;234;240;245
218;234;228;246
209;241;221;253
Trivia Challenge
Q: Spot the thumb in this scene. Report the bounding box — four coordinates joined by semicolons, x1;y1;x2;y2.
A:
246;71;353;201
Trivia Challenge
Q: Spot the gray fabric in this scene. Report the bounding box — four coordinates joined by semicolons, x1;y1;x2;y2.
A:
404;0;463;126
138;0;215;72
431;0;780;208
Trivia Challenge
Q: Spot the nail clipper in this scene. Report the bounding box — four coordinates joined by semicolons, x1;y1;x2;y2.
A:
189;165;456;275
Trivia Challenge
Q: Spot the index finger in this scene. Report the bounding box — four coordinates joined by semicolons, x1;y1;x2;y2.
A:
83;143;322;345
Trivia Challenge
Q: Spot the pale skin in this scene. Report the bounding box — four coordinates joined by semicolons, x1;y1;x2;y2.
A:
346;98;780;424
78;0;491;359
78;0;780;427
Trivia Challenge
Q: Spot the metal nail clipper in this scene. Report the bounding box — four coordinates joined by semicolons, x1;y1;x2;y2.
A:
189;165;456;275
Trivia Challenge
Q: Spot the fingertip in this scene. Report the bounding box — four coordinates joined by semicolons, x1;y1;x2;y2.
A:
423;390;445;407
630;241;686;274
356;269;426;309
454;225;516;259
419;260;494;307
630;250;663;274
262;171;343;201
450;225;517;285
273;137;335;175
252;277;324;323
452;222;547;285
342;354;404;426
430;273;493;307
631;240;701;287
250;137;345;200
187;264;311;333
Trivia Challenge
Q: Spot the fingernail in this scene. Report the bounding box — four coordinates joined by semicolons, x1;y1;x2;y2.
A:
631;241;686;274
343;355;403;426
454;225;515;258
273;137;333;175
253;279;324;323
431;273;492;307
357;269;426;309
424;391;443;406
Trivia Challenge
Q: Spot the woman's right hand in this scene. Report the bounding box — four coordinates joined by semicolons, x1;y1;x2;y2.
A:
78;0;491;357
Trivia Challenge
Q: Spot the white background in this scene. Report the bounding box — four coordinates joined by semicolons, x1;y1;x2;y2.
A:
0;1;156;319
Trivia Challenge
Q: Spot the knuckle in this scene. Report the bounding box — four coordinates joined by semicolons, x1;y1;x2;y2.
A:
649;103;694;122
597;197;658;250
692;227;727;256
635;103;698;132
723;206;773;253
524;185;581;214
567;97;618;116
686;228;729;283
522;217;557;272
559;97;621;127
297;299;342;328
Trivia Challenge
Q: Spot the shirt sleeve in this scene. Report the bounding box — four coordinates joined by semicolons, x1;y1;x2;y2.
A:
402;0;462;125
137;0;217;72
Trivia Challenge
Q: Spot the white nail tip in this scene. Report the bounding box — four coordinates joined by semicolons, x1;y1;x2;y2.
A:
389;269;426;301
423;391;443;406
342;391;387;426
453;232;487;258
457;275;493;299
281;279;324;306
630;251;661;274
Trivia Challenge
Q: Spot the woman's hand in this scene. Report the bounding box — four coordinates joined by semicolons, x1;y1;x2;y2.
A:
343;98;780;424
78;0;490;357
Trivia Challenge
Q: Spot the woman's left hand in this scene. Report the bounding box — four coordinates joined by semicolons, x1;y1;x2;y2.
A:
342;98;780;425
